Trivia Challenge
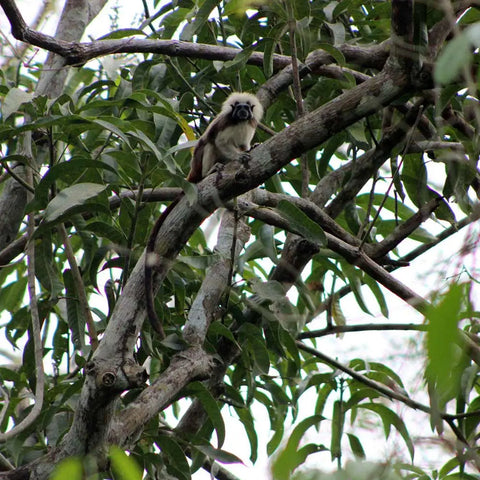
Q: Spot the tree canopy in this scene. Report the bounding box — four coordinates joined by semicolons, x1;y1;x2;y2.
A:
0;0;480;479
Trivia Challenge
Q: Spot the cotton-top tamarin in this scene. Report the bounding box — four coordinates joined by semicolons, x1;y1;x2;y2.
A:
187;92;264;182
145;92;264;337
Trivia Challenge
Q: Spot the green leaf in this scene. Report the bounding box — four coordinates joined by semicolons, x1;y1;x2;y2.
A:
187;382;225;448
401;154;428;207
235;407;258;463
98;28;147;40
248;334;270;375
276;200;327;245
465;396;480;439
317;43;346;66
271;415;324;480
443;475;479;480
33;159;117;209
194;444;243;464
35;235;63;297
90;118;132;146
357;403;414;460
330;400;345;461
262;37;276;78
341;262;370;314
155;436;190;480
0;278;27;313
63;269;85;351
347;433;366;459
109;446;142;480
267;423;284;456
434;26;478;84
439;457;460;478
42;183;108;225
48;457;83;480
425;283;463;396
363;275;389;318
2;87;34;118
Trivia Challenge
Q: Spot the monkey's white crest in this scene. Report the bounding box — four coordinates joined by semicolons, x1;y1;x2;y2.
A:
220;92;264;123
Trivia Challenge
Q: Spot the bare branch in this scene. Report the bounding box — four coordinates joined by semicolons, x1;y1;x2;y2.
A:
0;137;44;442
298;322;427;339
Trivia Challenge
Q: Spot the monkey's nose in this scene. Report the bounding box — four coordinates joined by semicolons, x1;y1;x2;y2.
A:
237;109;250;119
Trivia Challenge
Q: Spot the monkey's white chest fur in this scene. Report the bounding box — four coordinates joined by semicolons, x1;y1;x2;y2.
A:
202;122;255;176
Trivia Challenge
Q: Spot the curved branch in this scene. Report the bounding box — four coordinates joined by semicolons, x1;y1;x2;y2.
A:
0;142;44;443
109;347;214;445
1;0;389;71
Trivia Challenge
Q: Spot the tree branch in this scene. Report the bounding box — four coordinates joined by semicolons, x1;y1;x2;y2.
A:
298;322;427;339
1;0;389;71
183;210;250;345
296;341;480;452
0;138;44;442
109;347;214;445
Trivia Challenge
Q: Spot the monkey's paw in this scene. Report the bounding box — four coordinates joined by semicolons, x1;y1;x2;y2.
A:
205;162;225;176
239;152;251;168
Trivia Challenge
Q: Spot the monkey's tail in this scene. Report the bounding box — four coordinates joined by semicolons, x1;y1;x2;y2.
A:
144;196;181;338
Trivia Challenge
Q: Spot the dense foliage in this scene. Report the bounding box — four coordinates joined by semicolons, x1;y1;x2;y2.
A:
0;1;480;479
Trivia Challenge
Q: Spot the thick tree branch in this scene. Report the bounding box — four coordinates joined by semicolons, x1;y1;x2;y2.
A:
109;347;214;445
229;196;428;312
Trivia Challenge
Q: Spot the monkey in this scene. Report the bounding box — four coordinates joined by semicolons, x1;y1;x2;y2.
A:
186;92;264;182
145;92;264;338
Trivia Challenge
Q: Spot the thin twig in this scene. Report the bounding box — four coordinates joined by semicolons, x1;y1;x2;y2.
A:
298;322;427;339
141;0;156;35
287;4;309;198
59;224;99;351
0;135;45;442
296;341;480;446
0;161;35;193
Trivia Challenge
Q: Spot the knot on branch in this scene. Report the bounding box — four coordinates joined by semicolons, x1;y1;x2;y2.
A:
101;371;116;387
64;42;88;66
413;63;434;89
85;358;147;391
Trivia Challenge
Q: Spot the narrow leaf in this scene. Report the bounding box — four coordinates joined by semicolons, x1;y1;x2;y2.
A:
426;283;463;396
43;183;107;224
276;200;326;245
109;446;142;480
187;382;225;448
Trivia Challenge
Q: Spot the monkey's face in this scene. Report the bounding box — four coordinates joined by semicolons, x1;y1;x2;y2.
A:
230;101;253;122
